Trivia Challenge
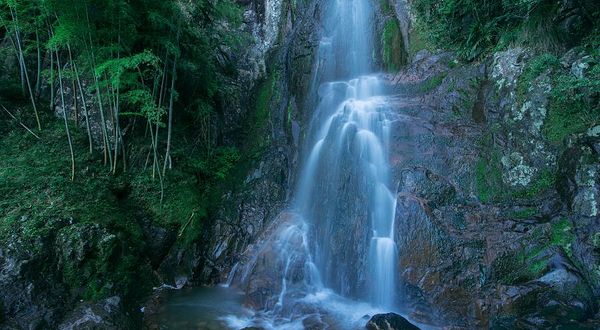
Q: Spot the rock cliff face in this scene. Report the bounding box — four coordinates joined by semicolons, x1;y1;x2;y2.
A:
154;0;327;287
193;0;600;328
379;4;600;325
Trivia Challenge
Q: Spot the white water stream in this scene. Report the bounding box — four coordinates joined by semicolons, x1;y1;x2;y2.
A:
154;1;406;329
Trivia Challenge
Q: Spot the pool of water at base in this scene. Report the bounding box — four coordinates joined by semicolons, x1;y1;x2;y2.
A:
150;285;399;330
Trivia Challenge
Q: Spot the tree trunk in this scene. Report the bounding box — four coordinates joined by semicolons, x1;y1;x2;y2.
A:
10;7;41;131
55;50;76;181
162;19;182;177
68;43;94;153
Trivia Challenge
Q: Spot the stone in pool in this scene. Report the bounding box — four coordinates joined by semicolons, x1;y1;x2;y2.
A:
366;313;421;330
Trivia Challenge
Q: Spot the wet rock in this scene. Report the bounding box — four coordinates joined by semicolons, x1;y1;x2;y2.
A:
571;56;595;79
399;167;456;207
561;47;587;69
237;213;311;310
302;314;328;330
0;220;69;329
491;48;530;91
554;0;598;43
58;296;128;330
493;246;595;327
501;152;537;187
366;313;421;330
384;41;600;328
557;136;600;218
54;223;120;282
198;147;291;284
138;216;177;269
390;52;454;85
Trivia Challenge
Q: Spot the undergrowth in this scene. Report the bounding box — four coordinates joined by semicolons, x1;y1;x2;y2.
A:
411;0;599;60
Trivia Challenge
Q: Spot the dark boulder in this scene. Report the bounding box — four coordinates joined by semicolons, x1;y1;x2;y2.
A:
366;313;421;330
138;216;177;269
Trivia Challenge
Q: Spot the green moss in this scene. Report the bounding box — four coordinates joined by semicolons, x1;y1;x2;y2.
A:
244;68;280;156
447;79;456;92
514;53;600;146
476;150;504;203
544;63;600;145
511;208;537;219
493;218;578;286
551;218;575;258
381;18;406;72
408;22;434;58
380;0;393;15
0;117;212;302
592;232;600;249
0;121;123;245
511;170;555;199
420;72;447;92
254;75;275;130
493;227;551;285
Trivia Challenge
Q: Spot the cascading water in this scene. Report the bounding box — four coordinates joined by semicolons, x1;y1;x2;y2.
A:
296;77;397;308
296;0;397;309
152;1;404;329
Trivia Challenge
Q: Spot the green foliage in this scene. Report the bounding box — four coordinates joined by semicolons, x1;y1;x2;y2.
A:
408;22;435;57
493;227;549;285
411;0;596;60
511;208;537;220
0;119;160;300
182;146;241;181
551;218;576;257
240;69;279;155
0;121;120;239
380;0;393;15
0;0;257;307
544;63;600;144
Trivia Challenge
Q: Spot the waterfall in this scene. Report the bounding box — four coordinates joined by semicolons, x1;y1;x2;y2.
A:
295;0;398;309
224;0;399;325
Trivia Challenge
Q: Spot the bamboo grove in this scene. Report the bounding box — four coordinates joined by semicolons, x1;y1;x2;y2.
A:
0;0;243;199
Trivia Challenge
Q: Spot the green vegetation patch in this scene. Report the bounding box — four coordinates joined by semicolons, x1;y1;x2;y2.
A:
381;18;406;72
511;208;537;220
544;63;600;145
511;170;555;199
476;150;503;203
492;218;577;285
420;72;447;92
0;117;235;300
411;0;583;60
551;217;576;258
513;52;598;146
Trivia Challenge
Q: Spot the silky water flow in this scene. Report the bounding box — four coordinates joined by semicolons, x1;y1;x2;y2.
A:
154;1;404;329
